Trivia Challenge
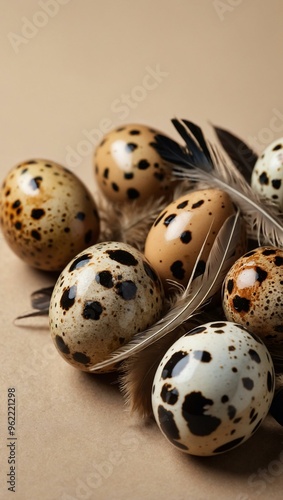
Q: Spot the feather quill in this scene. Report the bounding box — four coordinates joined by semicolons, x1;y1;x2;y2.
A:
154;119;283;248
89;211;241;373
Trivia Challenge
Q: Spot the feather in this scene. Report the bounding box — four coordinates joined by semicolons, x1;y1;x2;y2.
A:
119;324;188;418
212;124;258;182
154;119;283;248
31;286;54;310
89;211;241;373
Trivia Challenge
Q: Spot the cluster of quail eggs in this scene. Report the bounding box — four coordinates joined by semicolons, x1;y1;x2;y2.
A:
0;122;282;457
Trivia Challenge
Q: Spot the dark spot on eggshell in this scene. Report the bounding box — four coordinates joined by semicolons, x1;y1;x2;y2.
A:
193;350;212;362
267;371;274;392
192;200;204;209
213;437;245;453
69;253;92;272
248;349;261;363
31;208;45;220
124;172;134;179
15;221;22;230
272;179;282;189
55;335;70;354
112;182;119;192
256;266;268;284
138;159;150;170
182;392;221;436
12;199;21;209
242;377;254;390
107;249;138;266
126;143;138;153
29;176;43;190
164;214;176;226
259;172;269;185
127;188;140;199
73;352;91;364
160;383;179;405
177;200;188;209
75;211;86;221
154;211;167;227
227;279;234;294
227;405;236;420
262;249;276;256
31;229;41;241
185;326;207;336
129;129;140;135
115;280;137;300
60;285;77;310
83;301;103;320
161;351;189;379
180;230;192;244
170;260;185;280
212;322;227;328
96;270;114;288
275;256;283;266
232;295;250;313
157;405;189;451
272;143;282;151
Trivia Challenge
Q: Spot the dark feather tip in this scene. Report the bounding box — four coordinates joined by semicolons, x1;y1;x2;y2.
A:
212;124;258;182
153;134;190;167
270;388;283;426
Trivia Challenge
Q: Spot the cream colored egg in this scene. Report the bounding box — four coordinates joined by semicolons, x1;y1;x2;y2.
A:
0;159;100;271
144;189;237;288
49;241;165;372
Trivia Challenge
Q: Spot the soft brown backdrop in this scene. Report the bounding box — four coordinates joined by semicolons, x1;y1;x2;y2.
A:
1;1;283;499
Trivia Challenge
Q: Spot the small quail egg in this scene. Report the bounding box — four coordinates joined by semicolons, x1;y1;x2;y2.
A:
0;159;100;271
222;246;283;344
144;188;244;288
251;138;283;210
49;241;164;372
152;321;275;456
94;124;172;203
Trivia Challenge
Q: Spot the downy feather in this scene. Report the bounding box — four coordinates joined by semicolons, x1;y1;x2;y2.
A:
89;211;241;372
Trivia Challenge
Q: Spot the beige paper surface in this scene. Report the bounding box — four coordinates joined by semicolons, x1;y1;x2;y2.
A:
1;1;283;499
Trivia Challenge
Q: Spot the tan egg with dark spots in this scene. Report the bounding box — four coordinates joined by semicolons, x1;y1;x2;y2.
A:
144;188;240;288
0;159;100;271
94;124;172;203
222;246;283;344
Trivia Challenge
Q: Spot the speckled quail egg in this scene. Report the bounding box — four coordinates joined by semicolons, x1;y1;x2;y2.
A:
152;321;275;456
251;138;283;210
0;159;100;271
144;188;245;288
94;124;172;203
49;241;164;372
222;246;283;344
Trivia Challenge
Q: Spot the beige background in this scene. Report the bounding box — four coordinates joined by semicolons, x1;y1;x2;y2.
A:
1;1;283;499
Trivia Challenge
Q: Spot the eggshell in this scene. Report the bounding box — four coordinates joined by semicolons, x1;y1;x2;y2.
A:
94;124;172;203
49;241;164;372
144;188;238;288
152;321;275;456
251;138;283;210
0;159;100;271
222;246;283;344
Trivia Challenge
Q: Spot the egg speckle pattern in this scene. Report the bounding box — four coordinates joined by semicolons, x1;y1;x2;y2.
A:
94;124;172;202
144;188;240;287
49;242;164;371
251;138;283;210
0;159;100;271
151;322;275;456
222;246;283;344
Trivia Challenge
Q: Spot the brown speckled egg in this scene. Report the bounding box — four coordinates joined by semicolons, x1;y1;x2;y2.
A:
0;159;100;271
144;188;238;288
222;246;283;344
94;124;172;203
49;241;165;372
